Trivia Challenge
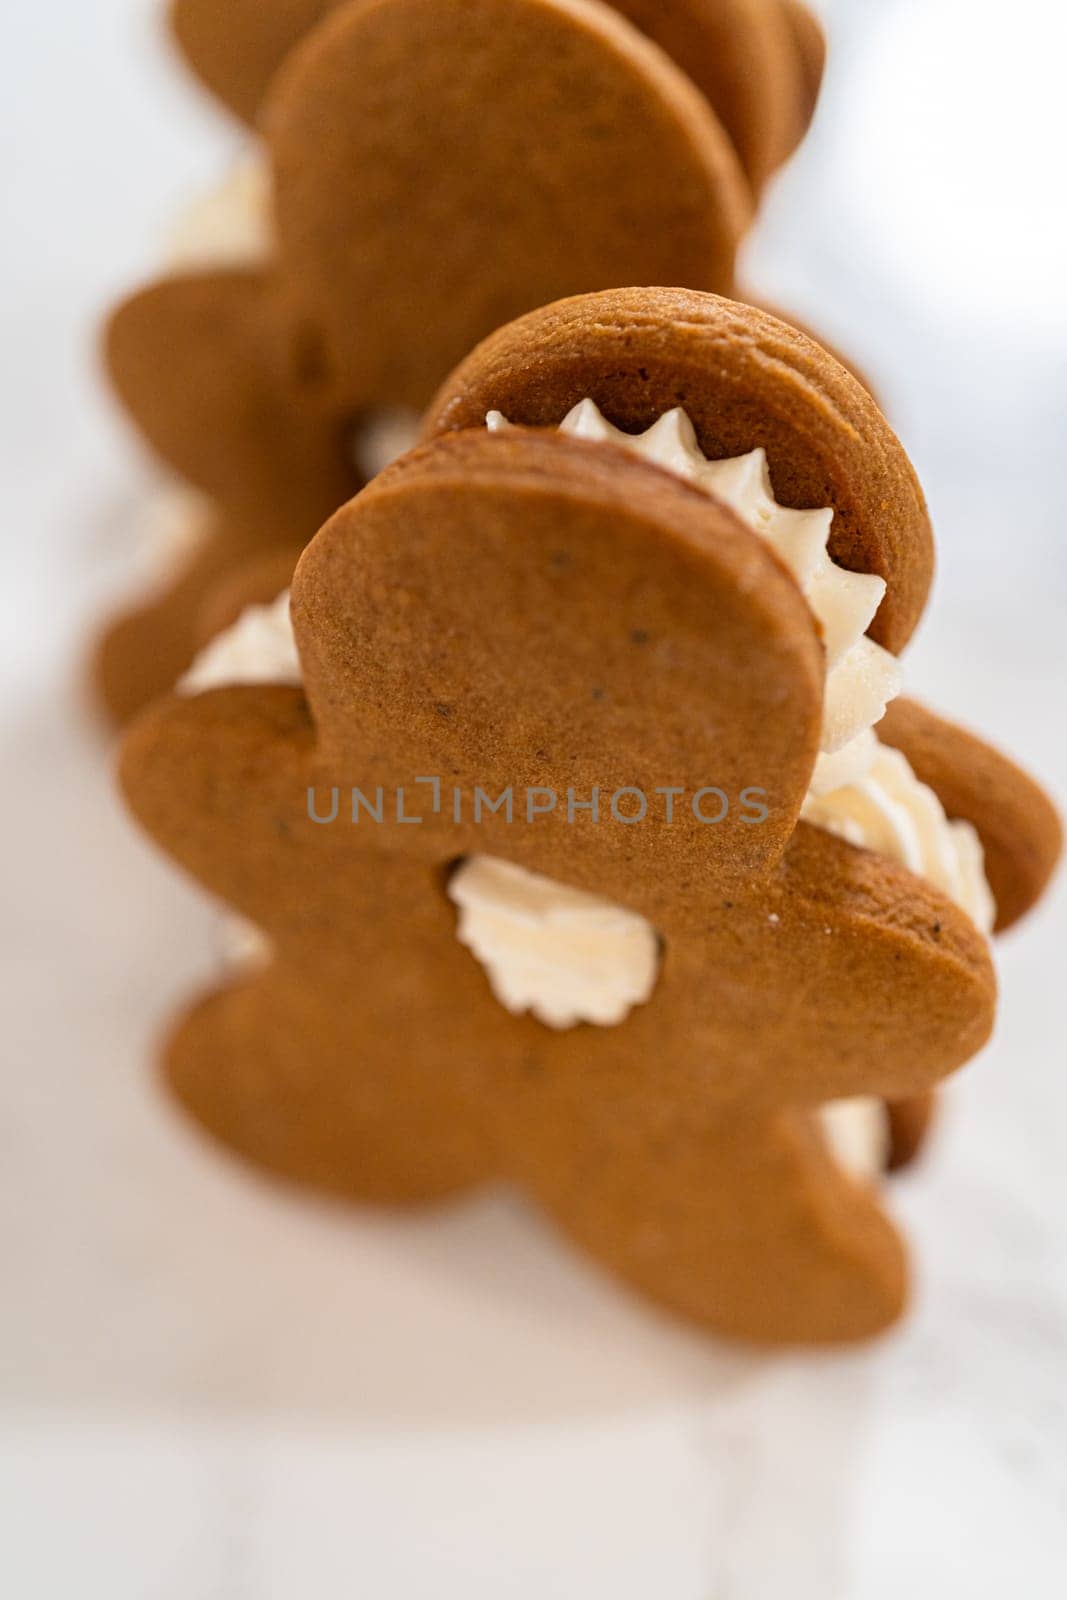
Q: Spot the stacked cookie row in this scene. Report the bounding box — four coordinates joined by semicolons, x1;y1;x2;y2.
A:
103;0;1060;1344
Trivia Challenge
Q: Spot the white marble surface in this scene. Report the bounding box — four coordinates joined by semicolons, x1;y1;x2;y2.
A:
2;1;1066;1594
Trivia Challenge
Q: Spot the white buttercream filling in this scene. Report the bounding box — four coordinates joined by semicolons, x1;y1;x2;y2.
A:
219;916;273;972
178;590;300;695
134;482;214;585
488;400;901;795
801;743;995;934
448;856;659;1029
816;1096;890;1184
350;409;423;480
165;155;274;273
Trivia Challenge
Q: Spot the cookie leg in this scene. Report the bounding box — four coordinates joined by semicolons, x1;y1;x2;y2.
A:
514;1107;907;1345
162;972;496;1206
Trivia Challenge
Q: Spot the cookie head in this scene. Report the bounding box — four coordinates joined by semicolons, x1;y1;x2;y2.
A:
425;287;934;653
265;0;751;410
171;0;821;195
292;427;824;902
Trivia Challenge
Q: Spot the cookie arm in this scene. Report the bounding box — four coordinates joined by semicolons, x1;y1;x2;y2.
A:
118;684;330;929
878;698;1062;932
764;822;997;1103
105;270;356;532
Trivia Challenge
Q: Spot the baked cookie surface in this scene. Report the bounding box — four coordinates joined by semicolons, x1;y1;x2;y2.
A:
120;424;1006;1345
265;0;751;411
170;0;822;193
425;287;934;651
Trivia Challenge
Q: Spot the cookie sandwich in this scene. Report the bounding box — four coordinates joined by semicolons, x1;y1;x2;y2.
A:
119;290;1059;1344
96;0;827;720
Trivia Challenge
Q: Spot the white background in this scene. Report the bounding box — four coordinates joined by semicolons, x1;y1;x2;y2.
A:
2;1;1066;1594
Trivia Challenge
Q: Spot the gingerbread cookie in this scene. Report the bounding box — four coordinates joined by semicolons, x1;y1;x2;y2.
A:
101;0;789;722
119;292;1057;1343
170;0;823;193
424;286;1060;1168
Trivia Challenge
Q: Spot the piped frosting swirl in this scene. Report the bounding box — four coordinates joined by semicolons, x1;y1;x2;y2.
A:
488;400;901;796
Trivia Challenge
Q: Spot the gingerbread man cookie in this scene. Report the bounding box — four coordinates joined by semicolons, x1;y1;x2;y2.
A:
97;0;833;722
170;0;823;194
120;291;1058;1343
424;286;1061;1163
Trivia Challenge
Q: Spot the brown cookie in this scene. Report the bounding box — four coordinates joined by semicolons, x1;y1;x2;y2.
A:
99;0;778;723
265;0;751;411
98;268;357;722
121;428;999;1345
170;0;819;193
753;296;879;398
106;276;880;730
104;269;358;534
424;287;933;651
